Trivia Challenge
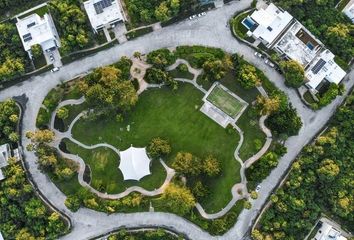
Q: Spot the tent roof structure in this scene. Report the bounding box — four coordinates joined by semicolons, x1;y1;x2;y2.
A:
119;146;151;181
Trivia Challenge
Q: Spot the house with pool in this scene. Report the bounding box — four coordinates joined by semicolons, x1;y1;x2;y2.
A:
242;3;346;93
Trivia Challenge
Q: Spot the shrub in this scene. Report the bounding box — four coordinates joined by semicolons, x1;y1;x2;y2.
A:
147;48;176;69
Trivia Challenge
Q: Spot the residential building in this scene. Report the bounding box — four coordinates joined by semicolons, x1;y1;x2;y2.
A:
0;144;11;181
243;4;346;92
16;13;61;57
313;221;347;240
0;232;4;240
84;0;125;33
343;0;354;23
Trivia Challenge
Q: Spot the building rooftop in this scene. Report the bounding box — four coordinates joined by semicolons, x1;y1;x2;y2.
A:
248;3;293;46
343;0;354;23
0;144;11;181
275;21;323;67
306;49;347;89
84;0;124;31
16;13;60;52
314;222;348;240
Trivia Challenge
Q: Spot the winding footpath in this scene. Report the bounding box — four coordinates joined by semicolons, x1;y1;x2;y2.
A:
0;0;353;239
50;98;176;199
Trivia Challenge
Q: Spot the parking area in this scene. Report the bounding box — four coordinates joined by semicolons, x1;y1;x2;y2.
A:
44;48;62;67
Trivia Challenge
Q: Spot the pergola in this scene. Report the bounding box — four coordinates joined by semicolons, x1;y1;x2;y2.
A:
118;146;151;181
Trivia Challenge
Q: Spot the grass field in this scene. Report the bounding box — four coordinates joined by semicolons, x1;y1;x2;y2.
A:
63;139;167;194
207;85;245;118
70;84;241;212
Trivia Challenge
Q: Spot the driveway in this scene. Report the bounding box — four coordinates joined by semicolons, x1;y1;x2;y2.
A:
0;0;353;239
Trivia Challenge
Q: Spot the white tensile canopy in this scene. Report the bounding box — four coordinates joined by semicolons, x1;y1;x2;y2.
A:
119;146;151;181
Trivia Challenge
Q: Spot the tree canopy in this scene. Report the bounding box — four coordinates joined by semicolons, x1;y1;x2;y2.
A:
280;60;305;88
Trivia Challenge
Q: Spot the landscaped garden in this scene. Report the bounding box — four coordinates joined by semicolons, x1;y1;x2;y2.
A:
31;46;304;236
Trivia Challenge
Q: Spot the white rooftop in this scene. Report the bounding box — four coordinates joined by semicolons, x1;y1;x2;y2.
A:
343;0;354;23
84;0;124;31
306;50;347;89
0;144;11;181
0;231;4;240
249;3;293;46
16;13;59;52
119;146;151;181
275;21;322;67
314;222;348;240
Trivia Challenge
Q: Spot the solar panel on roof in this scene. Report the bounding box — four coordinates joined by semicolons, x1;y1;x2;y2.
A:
94;0;112;14
311;58;326;74
27;22;36;28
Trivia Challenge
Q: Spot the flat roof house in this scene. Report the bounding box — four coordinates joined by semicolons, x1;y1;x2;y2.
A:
84;0;125;33
243;3;347;92
16;13;61;56
343;0;354;23
313;221;347;240
0;144;11;181
242;3;293;48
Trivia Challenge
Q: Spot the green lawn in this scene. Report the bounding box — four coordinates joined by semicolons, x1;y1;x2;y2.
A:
71;84;241;212
207;85;245;118
63;139;167;194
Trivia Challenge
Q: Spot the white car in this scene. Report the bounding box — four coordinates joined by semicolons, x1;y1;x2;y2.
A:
51;67;60;73
201;12;206;16
254;51;263;58
255;185;261;192
189;15;197;20
265;59;275;68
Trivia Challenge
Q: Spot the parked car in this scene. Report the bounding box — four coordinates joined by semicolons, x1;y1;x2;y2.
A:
254;51;263;58
256;185;261;192
51;67;60;72
201;12;206;16
265;59;275;68
189;15;197;20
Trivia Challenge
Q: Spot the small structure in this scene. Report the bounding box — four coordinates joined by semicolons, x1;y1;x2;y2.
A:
0;231;4;240
16;12;61;56
200;83;248;128
313;221;348;240
0;144;11;181
84;0;125;33
343;0;354;23
119;146;151;181
243;3;347;93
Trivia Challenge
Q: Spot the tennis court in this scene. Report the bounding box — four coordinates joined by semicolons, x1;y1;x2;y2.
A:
206;85;246;118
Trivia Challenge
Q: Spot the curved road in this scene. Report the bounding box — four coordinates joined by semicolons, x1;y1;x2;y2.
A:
0;0;353;239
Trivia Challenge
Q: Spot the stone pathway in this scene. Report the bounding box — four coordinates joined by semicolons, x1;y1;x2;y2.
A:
50;98;176;200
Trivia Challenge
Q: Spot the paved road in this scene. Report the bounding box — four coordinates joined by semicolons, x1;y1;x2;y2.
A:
1;0;353;239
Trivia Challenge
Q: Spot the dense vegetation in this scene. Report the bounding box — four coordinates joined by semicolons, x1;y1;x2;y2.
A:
0;0;46;20
107;229;181;240
0;99;20;144
0;100;67;239
124;0;199;26
48;0;93;55
253;91;354;239
275;0;354;62
0;23;31;82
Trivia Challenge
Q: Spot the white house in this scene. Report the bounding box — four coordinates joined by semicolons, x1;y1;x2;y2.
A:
0;144;11;181
243;4;347;92
313;222;347;240
84;0;125;33
16;13;61;56
242;3;293;47
343;0;354;23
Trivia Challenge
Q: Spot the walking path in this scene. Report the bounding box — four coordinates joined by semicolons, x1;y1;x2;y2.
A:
50;98;176;200
0;0;353;239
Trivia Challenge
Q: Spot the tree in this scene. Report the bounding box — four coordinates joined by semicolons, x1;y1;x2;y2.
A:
250;191;258;199
280;60;305;88
160;183;195;215
133;51;141;60
203;155;221;176
155;2;170;22
317;159;340;181
30;44;42;59
146;49;176;69
244;201;252;209
147;137;171;158
256;95;280;115
26;129;55;144
325;24;354;62
237;64;261;89
171;152;202;176
56;107;69;120
192;181;208;198
8;132;19;142
202;59;227;82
